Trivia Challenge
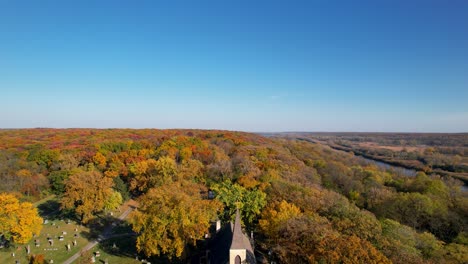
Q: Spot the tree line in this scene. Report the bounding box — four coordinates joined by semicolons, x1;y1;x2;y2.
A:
0;129;466;263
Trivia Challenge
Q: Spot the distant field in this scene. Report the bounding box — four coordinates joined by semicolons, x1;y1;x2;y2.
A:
282;132;468;184
357;142;423;152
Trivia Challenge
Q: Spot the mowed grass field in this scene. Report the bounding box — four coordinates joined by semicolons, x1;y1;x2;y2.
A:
0;197;140;264
76;236;141;264
0;217;91;263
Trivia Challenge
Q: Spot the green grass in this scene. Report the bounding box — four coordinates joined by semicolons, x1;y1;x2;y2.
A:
33;195;56;207
76;236;140;264
0;197;140;264
0;218;91;264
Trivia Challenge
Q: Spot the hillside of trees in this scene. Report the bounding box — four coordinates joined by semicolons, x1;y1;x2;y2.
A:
291;132;468;184
0;129;467;263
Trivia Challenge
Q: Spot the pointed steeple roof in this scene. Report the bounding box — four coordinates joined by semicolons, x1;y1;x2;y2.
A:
230;208;247;249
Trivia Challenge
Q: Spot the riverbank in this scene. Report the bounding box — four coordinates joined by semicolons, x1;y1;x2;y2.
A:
327;142;468;185
296;137;468;188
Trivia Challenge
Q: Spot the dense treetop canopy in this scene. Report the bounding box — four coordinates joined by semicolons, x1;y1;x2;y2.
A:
0;129;466;263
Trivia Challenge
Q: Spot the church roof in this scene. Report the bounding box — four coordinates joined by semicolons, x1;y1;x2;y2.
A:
230;208;250;250
205;209;256;264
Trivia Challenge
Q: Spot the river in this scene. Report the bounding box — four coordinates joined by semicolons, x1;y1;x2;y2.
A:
288;137;467;192
358;155;468;192
359;156;417;177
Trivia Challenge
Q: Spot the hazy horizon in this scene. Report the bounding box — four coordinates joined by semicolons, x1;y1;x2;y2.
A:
1;127;467;134
2;1;468;132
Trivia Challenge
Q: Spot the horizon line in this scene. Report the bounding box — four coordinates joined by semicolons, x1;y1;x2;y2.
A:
0;127;467;134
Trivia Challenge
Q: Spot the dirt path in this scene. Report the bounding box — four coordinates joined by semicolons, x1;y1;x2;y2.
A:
62;201;136;264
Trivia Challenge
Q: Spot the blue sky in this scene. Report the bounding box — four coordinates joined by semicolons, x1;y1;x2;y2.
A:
1;0;467;132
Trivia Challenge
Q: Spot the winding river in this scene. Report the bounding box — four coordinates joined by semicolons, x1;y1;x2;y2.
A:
357;153;468;192
293;137;468;192
359;156;417;177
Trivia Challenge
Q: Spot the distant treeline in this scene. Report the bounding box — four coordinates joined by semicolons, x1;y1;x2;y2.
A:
0;129;467;263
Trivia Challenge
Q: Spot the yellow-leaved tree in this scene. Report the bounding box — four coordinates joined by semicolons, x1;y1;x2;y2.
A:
0;193;43;244
259;200;302;240
130;181;222;259
104;190;123;211
61;170;114;223
129;156;178;193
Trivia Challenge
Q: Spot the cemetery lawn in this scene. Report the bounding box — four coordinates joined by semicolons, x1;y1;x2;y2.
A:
0;217;91;264
0;197;138;264
76;236;140;264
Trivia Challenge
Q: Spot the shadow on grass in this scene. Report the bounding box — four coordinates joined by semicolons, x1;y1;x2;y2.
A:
37;199;77;222
80;214;135;241
100;236;137;258
98;235;186;264
37;199;60;218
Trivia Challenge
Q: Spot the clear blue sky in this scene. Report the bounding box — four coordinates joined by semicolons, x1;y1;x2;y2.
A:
1;0;467;132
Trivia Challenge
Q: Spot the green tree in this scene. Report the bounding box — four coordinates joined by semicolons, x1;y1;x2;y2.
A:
444;243;468;263
47;170;69;194
113;176;130;201
383;192;438;229
104;190;123;211
27;145;60;170
211;180;266;225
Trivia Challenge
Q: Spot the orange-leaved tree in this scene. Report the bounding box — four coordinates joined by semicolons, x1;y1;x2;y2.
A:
61;170;114;223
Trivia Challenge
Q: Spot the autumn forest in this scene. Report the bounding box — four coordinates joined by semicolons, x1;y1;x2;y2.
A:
0;129;467;263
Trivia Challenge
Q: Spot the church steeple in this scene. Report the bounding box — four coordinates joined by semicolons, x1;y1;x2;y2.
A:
229;208;251;264
230;208;244;250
